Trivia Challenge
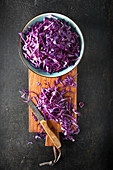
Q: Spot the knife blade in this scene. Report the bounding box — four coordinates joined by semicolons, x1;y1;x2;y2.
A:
19;90;61;149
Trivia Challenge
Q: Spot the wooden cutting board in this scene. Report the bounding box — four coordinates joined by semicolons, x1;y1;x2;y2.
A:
29;67;77;146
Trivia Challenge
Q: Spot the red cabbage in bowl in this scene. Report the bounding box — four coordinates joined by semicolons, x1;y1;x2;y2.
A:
19;15;80;74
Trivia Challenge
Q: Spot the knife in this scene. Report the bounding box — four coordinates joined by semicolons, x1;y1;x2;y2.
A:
19;91;61;149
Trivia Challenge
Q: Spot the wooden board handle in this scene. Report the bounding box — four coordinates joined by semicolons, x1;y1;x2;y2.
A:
40;120;61;149
45;131;59;146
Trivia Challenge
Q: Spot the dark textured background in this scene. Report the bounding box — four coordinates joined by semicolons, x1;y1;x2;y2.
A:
0;0;113;170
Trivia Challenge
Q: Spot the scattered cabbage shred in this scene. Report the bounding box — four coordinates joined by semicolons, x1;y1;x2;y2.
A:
19;15;80;74
21;75;80;142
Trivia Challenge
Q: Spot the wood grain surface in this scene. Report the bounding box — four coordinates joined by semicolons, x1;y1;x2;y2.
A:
29;67;77;146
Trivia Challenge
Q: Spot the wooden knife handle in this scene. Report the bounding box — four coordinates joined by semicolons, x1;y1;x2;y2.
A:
40;120;61;149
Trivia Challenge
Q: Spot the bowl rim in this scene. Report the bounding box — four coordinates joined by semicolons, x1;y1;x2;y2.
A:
18;12;84;77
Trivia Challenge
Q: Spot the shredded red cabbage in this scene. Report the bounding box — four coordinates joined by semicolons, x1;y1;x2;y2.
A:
79;102;84;108
19;15;80;74
28;142;33;144
21;74;80;142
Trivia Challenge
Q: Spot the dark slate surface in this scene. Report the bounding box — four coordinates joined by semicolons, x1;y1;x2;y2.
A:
0;0;113;170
